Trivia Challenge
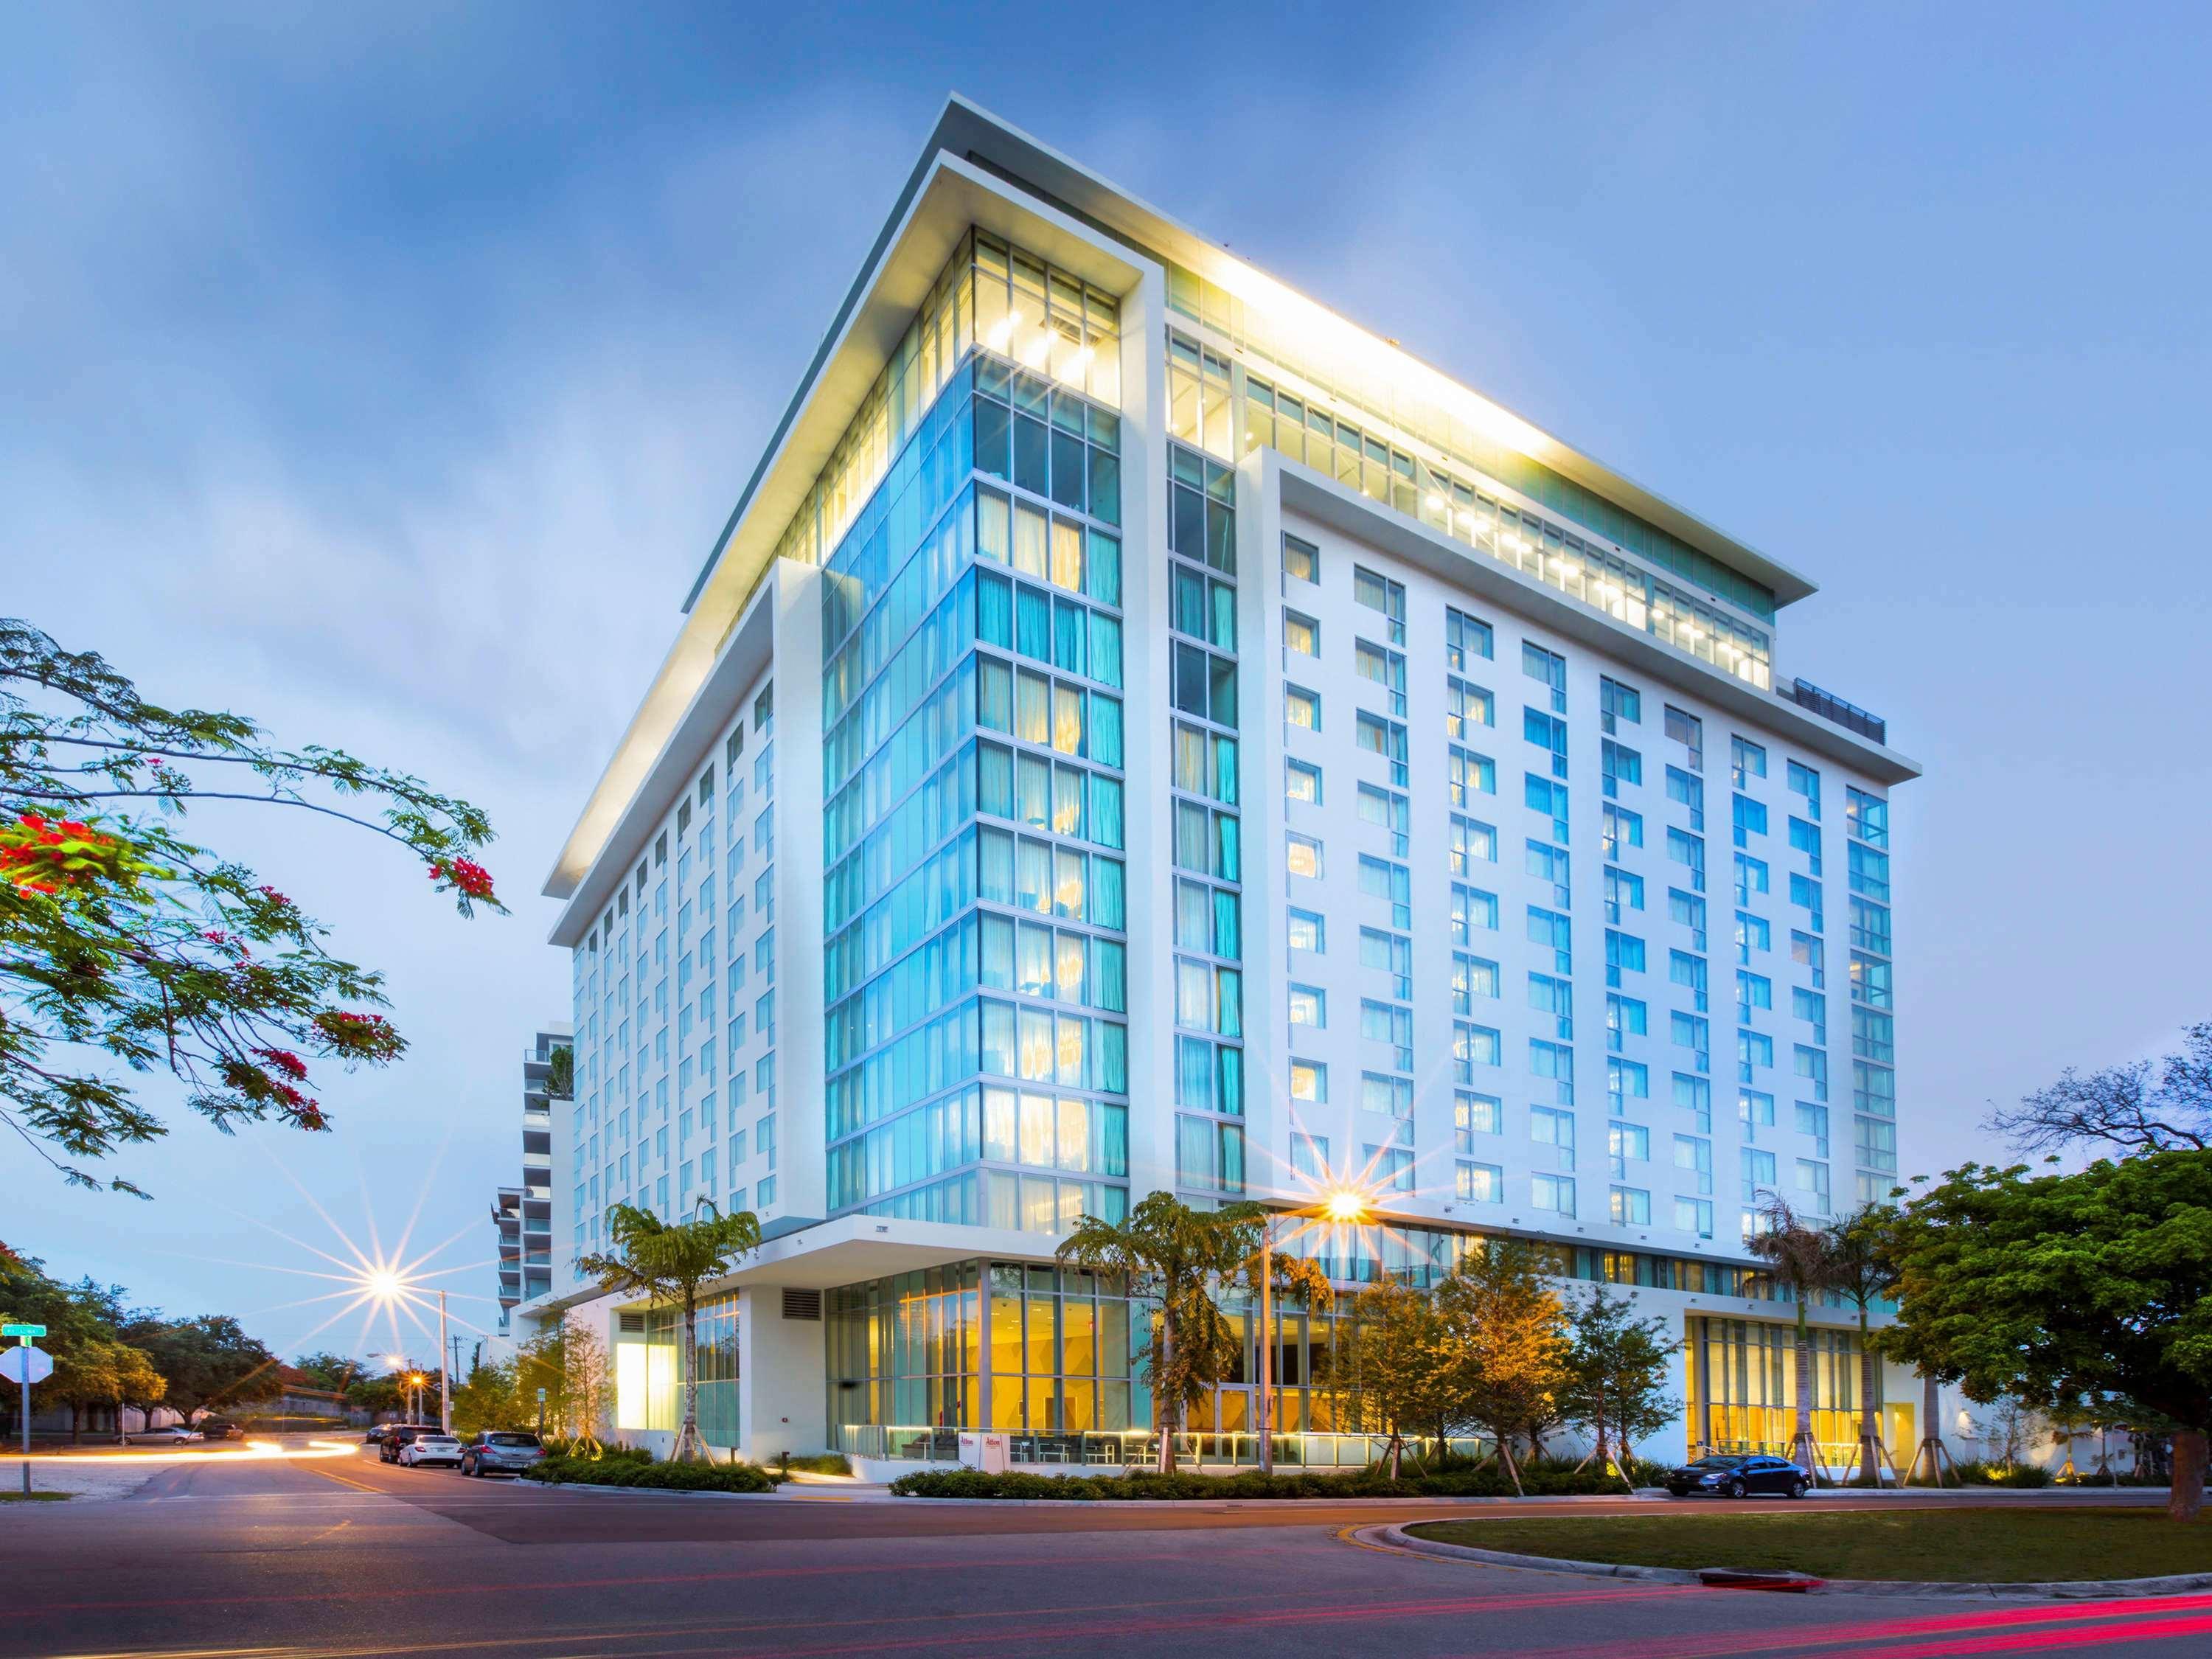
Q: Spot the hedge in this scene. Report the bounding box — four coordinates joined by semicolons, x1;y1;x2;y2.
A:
523;1451;778;1492
888;1461;1661;1501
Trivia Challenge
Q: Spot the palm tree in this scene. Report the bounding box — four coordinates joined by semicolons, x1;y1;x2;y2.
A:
1823;1205;1899;1486
575;1200;759;1464
1746;1192;1831;1482
1057;1191;1326;1473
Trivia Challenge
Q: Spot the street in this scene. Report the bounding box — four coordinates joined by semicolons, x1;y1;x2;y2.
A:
0;1445;2197;1658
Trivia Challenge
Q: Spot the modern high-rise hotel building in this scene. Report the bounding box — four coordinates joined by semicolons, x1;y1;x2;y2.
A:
521;98;1920;1470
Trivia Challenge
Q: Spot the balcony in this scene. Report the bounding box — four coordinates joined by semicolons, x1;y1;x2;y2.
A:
1787;678;1886;746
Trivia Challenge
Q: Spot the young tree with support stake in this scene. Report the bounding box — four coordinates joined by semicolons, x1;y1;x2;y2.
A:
575;1201;758;1464
1745;1193;1832;1483
1321;1276;1459;1479
1434;1241;1570;1496
1558;1285;1679;1493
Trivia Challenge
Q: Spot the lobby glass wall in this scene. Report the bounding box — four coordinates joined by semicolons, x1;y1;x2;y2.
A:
827;1244;1867;1457
1686;1314;1884;1458
827;1260;1395;1461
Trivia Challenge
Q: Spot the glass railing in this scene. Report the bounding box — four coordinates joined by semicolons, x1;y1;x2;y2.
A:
1787;678;1887;746
838;1425;1489;1469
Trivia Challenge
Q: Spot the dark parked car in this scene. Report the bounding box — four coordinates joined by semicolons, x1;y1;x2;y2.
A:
198;1419;243;1441
459;1431;545;1478
378;1425;437;1464
1664;1454;1811;1499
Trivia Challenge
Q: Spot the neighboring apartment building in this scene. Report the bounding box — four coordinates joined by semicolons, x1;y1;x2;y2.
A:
519;97;1919;1472
493;1023;567;1337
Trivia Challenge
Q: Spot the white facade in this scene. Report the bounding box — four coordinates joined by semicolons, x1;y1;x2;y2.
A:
523;98;1920;1471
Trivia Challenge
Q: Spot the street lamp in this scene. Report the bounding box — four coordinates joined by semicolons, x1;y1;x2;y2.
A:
1256;1183;1377;1478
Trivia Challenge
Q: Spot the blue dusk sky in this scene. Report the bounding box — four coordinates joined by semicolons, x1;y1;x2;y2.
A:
7;3;2208;1363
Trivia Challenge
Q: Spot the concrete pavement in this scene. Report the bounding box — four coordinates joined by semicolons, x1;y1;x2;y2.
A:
0;1444;2194;1658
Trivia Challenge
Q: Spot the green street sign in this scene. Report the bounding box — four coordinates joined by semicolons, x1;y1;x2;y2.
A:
1;1324;44;1338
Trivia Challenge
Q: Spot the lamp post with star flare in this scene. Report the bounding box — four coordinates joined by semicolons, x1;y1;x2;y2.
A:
1256;1182;1379;1478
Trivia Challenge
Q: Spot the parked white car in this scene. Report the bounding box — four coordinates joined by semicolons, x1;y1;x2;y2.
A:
399;1433;464;1468
140;1425;203;1443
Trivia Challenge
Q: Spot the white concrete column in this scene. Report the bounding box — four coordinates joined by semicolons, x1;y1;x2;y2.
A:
738;1285;827;1461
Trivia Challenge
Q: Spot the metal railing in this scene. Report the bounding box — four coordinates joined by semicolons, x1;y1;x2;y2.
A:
838;1425;1489;1470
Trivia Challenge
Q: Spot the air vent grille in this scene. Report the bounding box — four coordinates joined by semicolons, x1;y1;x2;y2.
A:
618;1312;646;1335
781;1287;822;1322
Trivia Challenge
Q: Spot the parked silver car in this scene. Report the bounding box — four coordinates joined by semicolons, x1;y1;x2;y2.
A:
399;1433;465;1469
458;1430;544;1478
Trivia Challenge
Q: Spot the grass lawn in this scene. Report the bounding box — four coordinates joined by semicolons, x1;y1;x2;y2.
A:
0;1492;72;1503
1406;1507;2212;1582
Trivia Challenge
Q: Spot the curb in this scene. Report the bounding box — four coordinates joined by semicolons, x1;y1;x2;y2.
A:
874;1489;1678;1510
1366;1523;2212;1600
520;1479;788;1501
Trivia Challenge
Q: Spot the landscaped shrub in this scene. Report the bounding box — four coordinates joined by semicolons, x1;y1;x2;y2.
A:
778;1452;853;1477
887;1458;1663;1501
1947;1459;2056;1488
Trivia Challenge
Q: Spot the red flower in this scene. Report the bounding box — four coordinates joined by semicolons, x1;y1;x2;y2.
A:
428;856;496;902
256;1048;309;1081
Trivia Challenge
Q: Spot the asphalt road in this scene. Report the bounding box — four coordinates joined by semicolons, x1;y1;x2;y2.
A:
0;1445;2194;1658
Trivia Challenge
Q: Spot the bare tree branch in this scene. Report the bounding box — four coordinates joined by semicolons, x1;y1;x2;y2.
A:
1987;1026;2212;1156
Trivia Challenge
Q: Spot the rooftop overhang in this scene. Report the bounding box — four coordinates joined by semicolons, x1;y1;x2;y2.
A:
1276;456;1921;785
920;95;1818;611
541;146;1145;916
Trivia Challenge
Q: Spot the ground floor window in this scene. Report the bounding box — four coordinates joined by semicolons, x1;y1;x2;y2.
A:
1686;1314;1893;1458
612;1295;740;1447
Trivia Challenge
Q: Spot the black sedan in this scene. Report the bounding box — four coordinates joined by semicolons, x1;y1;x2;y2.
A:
1663;1454;1810;1499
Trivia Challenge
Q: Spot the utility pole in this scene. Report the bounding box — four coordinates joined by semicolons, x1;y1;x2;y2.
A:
438;1290;452;1433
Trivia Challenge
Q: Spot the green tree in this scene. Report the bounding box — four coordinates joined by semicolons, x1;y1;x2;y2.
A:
51;1335;166;1444
1320;1276;1458;1478
1559;1285;1680;1490
576;1200;759;1463
122;1314;281;1422
1871;1152;2212;1523
1055;1191;1326;1473
544;1044;574;1102
1745;1192;1832;1479
514;1321;610;1447
345;1368;405;1420
0;618;501;1197
291;1351;366;1392
0;1253;118;1438
1434;1242;1570;1495
450;1354;518;1436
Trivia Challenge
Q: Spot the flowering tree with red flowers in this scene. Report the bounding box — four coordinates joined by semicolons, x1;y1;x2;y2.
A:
1;617;502;1197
